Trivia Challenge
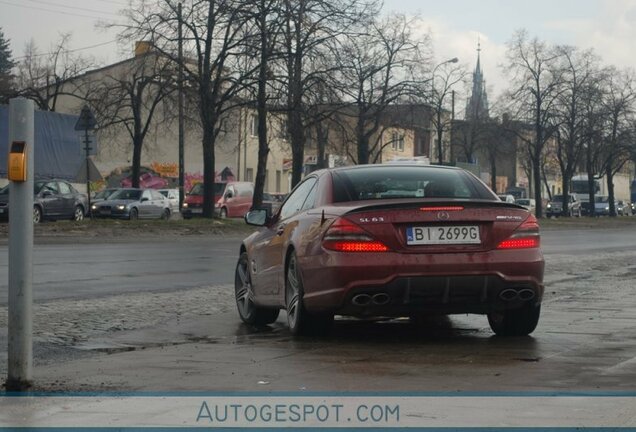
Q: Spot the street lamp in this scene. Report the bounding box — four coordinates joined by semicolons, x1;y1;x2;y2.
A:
431;57;459;164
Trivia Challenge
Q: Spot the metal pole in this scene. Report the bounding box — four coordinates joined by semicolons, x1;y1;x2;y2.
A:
178;2;185;210
450;89;455;163
242;111;247;181
85;128;92;214
237;107;242;181
7;97;34;391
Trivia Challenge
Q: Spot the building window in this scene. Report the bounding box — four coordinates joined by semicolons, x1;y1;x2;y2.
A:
278;119;289;140
391;132;404;152
250;115;258;137
246;168;254;182
276;170;281;192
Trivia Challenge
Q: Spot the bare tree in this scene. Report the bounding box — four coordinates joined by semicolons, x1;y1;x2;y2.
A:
552;46;600;215
598;67;635;216
333;13;429;164
503;30;564;218
277;0;378;186
120;0;258;217
90;51;177;188
15;34;94;111
429;59;465;164
481;115;518;193
245;0;284;209
579;78;607;216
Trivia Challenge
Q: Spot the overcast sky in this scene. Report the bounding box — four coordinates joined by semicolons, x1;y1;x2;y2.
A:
2;0;636;103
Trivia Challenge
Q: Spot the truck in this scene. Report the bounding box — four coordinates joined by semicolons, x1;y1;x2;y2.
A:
571;175;601;215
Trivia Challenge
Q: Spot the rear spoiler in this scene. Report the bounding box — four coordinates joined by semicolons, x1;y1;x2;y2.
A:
339;199;527;215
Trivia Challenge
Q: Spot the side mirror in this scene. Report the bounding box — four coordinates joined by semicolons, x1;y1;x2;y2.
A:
225;192;234;199
41;190;53;197
245;209;268;226
141;197;149;202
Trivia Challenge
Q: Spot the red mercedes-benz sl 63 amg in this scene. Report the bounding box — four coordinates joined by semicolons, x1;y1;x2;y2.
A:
235;164;544;337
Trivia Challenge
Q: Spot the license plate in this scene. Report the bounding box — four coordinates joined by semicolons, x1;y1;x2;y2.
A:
0;208;4;213
406;225;481;245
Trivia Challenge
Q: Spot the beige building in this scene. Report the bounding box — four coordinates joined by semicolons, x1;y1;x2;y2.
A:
304;104;434;168
47;49;295;194
38;48;434;194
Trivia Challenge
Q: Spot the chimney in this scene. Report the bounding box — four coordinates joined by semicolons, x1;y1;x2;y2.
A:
134;41;153;57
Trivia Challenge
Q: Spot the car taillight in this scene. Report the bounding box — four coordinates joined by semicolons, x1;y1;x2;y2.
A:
322;217;389;252
496;214;540;249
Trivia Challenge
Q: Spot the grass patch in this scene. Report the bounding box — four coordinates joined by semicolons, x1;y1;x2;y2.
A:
539;215;636;230
0;216;256;239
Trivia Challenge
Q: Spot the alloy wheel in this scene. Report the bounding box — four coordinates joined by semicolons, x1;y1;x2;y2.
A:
235;254;255;320
33;206;42;224
286;254;301;330
74;206;84;221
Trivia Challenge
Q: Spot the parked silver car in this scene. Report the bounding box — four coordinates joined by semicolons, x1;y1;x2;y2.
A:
546;193;581;217
91;188;171;220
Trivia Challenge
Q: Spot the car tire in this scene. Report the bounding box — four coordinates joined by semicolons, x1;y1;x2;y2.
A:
285;251;334;336
235;252;280;326
73;205;84;222
220;207;228;219
129;208;138;220
487;303;541;336
33;206;42;224
161;209;170;220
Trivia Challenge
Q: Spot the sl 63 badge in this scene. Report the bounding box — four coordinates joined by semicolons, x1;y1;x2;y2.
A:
359;217;385;223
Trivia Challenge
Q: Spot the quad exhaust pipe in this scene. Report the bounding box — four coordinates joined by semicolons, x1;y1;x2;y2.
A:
499;288;536;301
352;293;391;306
372;293;390;306
353;289;534;304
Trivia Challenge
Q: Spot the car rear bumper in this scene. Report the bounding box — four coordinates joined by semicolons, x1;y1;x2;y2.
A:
299;249;544;316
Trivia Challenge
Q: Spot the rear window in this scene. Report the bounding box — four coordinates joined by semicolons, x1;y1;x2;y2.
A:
331;166;494;203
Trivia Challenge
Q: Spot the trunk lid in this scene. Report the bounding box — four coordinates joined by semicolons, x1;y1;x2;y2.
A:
326;199;531;253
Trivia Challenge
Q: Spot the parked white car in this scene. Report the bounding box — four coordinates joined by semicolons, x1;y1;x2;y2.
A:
497;194;516;204
516;198;536;213
158;188;179;213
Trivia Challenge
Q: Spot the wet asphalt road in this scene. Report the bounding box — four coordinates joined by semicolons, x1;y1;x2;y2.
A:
0;237;242;304
0;228;634;304
0;227;636;391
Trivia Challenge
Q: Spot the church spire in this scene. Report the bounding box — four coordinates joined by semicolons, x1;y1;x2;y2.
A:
465;38;489;121
476;36;481;74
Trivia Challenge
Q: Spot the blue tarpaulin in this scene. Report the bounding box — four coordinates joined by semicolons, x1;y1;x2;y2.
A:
0;105;82;181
